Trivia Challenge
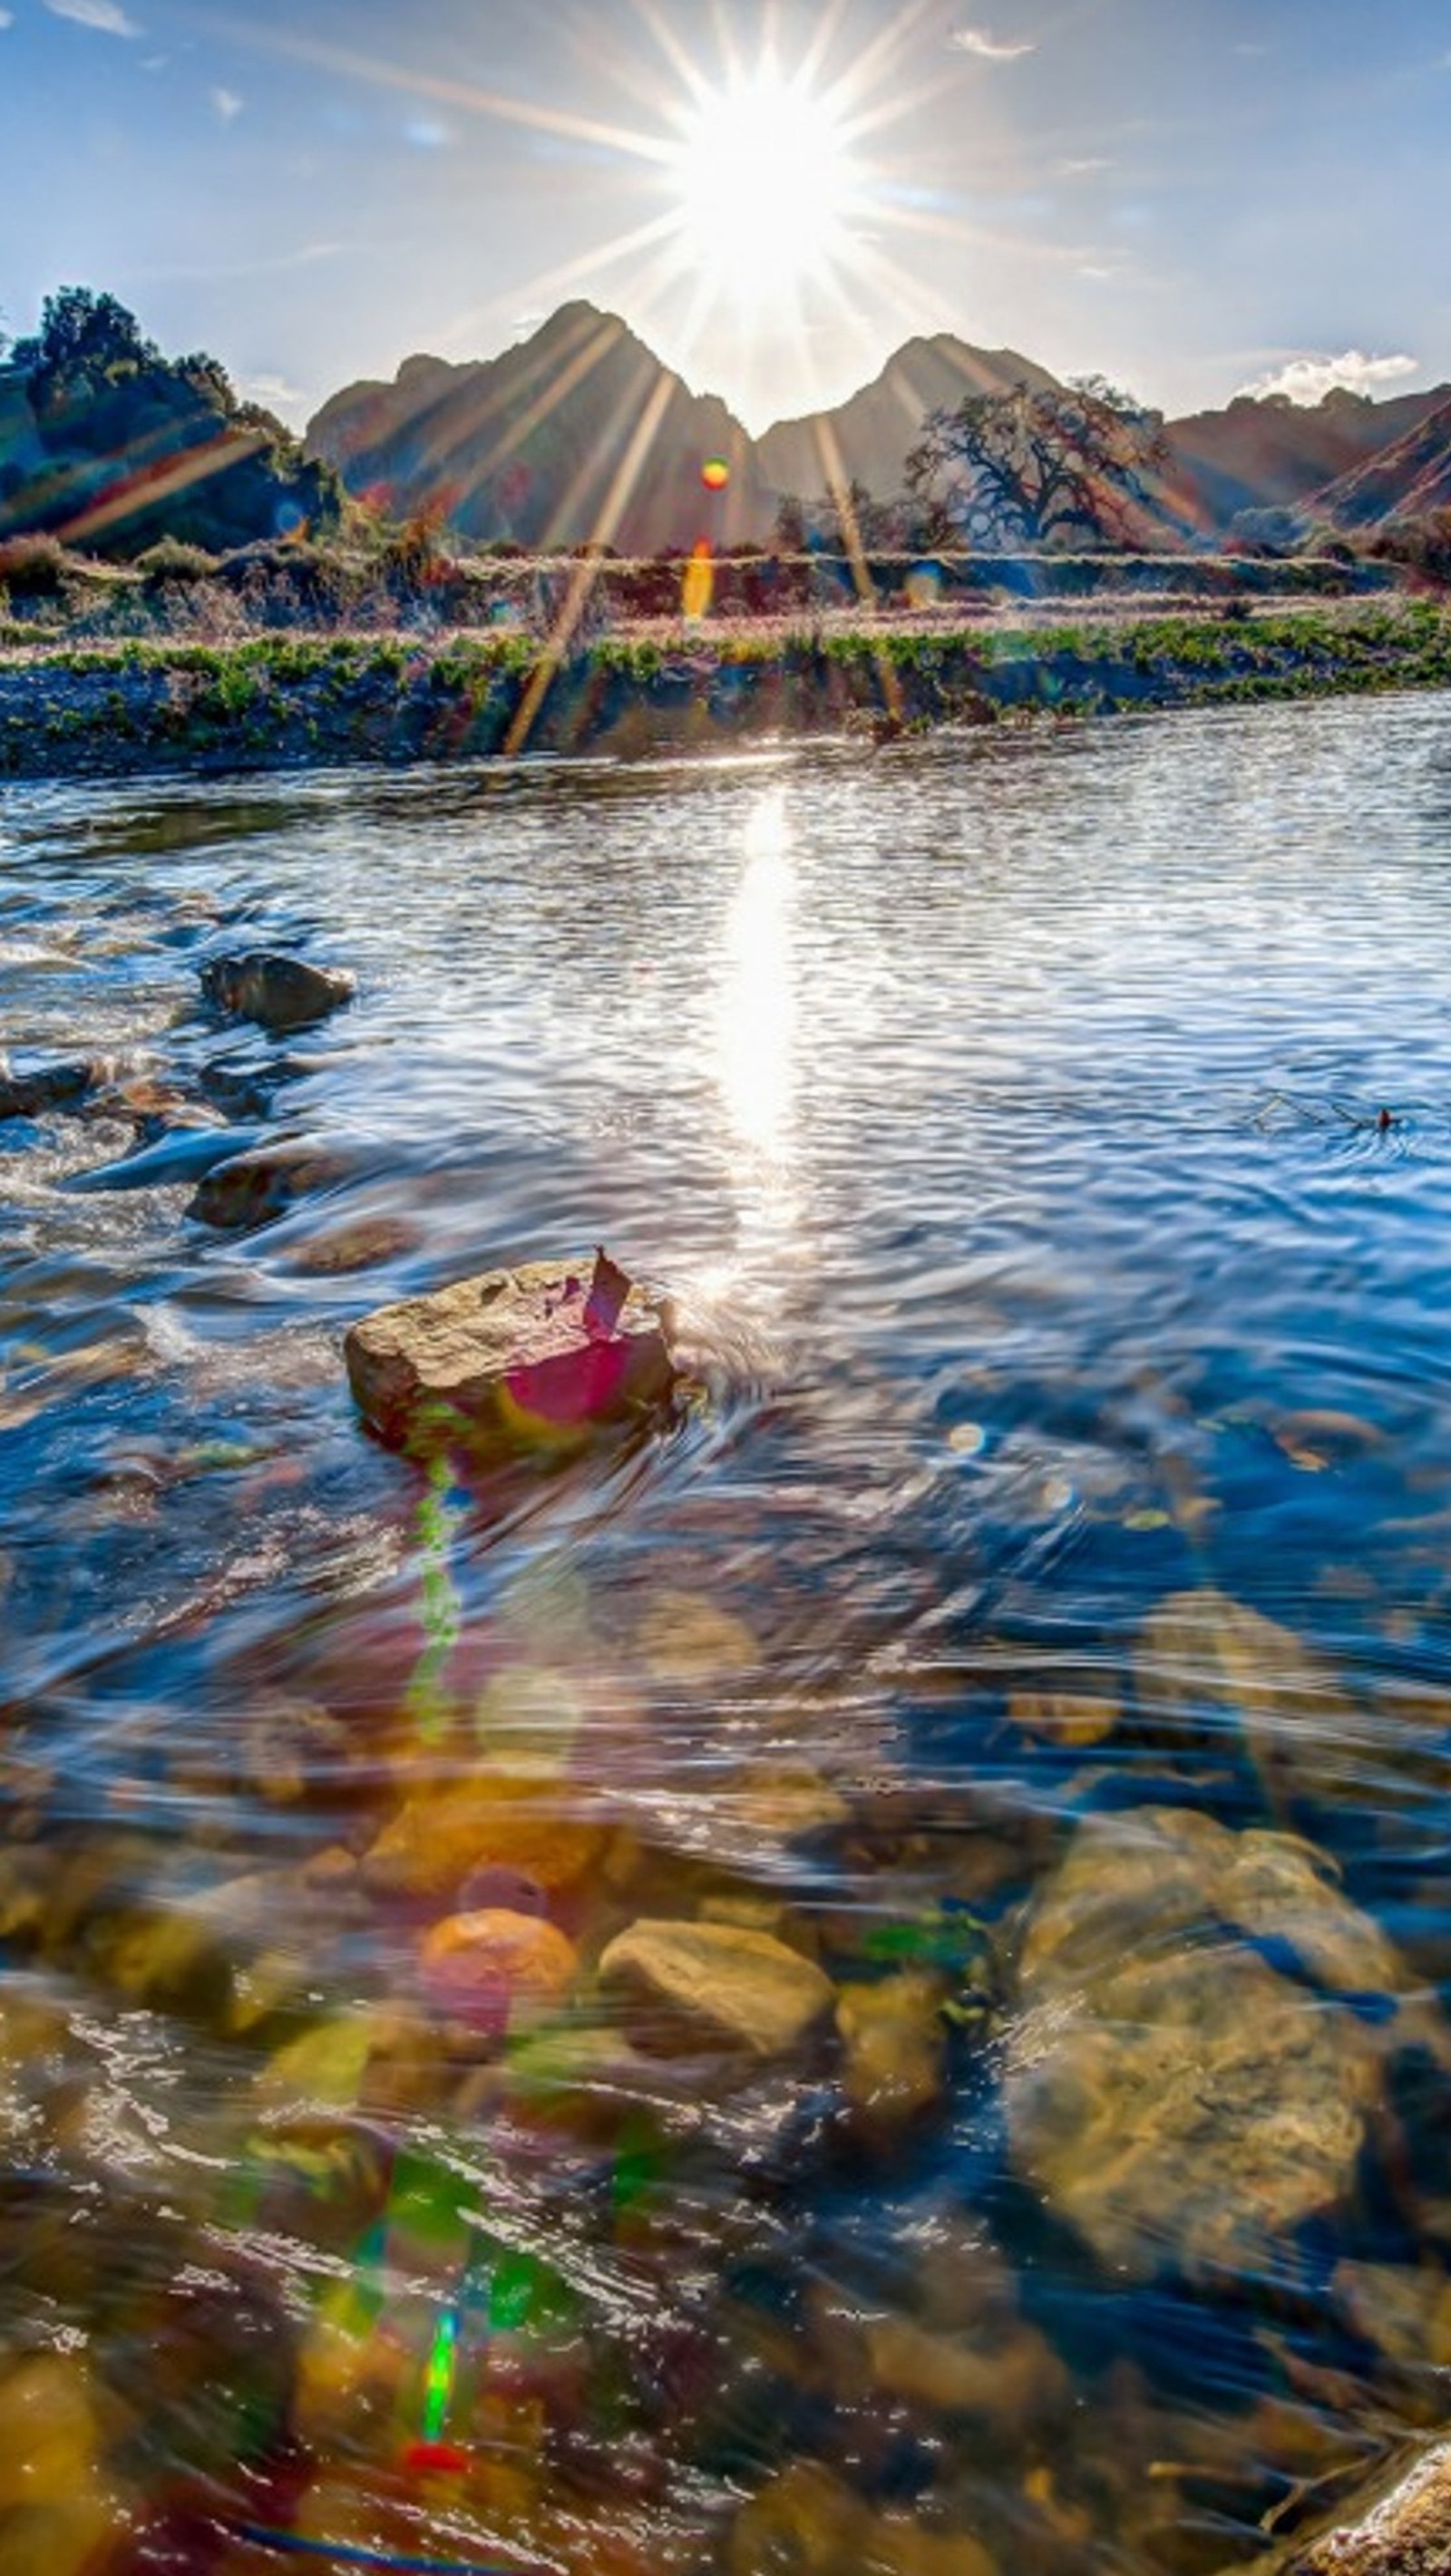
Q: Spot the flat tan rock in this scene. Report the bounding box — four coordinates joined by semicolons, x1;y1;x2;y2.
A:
345;1251;677;1453
1003;1807;1402;2281
599;1918;835;2058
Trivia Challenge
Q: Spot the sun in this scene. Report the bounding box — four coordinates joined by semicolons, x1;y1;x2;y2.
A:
669;65;855;308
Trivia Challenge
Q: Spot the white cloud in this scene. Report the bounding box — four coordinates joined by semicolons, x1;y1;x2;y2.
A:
1237;348;1421;405
210;85;242;120
949;24;1036;61
1056;155;1112;176
44;0;140;33
0;12;15;29
239;372;304;418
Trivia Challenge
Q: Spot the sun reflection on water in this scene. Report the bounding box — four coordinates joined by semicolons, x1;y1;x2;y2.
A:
711;787;805;1295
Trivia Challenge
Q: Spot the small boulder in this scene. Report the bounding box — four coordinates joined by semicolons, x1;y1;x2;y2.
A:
345;1250;678;1455
200;950;355;1033
599;1918;835;2059
1003;1807;1404;2282
362;1775;607;1901
0;1057;93;1120
419;1908;579;2035
188;1137;357;1229
835;1970;948;2140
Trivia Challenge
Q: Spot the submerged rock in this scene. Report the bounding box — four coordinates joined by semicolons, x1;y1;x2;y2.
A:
419;1907;579;2032
727;2463;998;2576
188;1137;358;1229
1135;1587;1365;1818
599;1918;835;2059
362;1775;607;1901
200;949;355;1033
835;1970;948;2140
345;1251;678;1455
1003;1807;1404;2281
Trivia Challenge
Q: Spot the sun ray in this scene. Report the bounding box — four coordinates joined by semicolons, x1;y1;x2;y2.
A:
622;0;716;110
181;8;680;166
393;313;630;526
504;369;679;758
820;0;943;127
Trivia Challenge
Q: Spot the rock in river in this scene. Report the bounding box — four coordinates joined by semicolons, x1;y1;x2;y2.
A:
345;1251;677;1454
599;1918;836;2059
0;1056;93;1120
189;1137;359;1229
1003;1806;1406;2282
200;949;355;1033
1275;2436;1451;2572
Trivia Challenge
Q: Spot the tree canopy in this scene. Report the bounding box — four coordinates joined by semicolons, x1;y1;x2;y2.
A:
905;376;1173;549
0;287;340;558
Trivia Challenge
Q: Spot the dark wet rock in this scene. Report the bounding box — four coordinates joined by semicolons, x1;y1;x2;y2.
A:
63;1123;267;1194
1003;1807;1409;2281
599;1918;836;2060
0;1057;93;1120
188;1136;358;1229
200;949;355;1033
345;1252;678;1455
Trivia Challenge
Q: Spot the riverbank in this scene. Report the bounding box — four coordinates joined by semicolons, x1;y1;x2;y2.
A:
3;600;1450;777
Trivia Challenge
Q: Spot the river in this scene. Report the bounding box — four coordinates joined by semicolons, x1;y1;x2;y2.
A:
5;695;1451;2574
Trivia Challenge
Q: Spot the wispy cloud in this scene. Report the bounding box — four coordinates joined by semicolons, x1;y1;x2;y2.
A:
0;12;15;29
210;85;243;119
44;0;140;34
1238;349;1420;405
239;371;303;417
1056;155;1112;176
949;24;1036;62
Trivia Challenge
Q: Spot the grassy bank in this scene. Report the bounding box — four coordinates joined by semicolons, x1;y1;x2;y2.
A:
3;603;1450;779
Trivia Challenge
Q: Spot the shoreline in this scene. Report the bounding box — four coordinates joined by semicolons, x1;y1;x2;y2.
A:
3;601;1449;780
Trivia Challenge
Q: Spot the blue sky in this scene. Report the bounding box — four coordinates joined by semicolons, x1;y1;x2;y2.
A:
1;0;1447;433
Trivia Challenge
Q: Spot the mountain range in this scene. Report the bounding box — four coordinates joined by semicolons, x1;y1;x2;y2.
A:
307;301;1451;552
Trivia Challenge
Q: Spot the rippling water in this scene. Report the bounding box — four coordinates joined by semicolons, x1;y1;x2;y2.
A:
7;696;1451;2573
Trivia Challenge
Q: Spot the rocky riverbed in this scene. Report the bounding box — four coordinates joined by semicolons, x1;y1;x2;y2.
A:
9;710;1451;2572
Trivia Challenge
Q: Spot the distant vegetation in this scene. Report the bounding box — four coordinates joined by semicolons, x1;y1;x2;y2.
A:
0;284;1448;639
904;377;1175;550
0;287;341;559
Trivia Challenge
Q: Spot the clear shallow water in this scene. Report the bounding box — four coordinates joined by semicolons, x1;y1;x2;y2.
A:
5;699;1451;2571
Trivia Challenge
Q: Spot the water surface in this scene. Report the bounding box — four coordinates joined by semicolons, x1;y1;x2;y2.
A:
5;696;1451;2573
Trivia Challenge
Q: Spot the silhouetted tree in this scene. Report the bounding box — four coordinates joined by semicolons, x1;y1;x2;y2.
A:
2;286;341;557
906;376;1170;549
772;492;808;552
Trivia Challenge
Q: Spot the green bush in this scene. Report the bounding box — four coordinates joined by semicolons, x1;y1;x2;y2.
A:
136;538;218;588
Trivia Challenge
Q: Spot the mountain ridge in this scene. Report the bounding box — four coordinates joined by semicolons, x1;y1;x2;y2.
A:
305;301;1451;549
